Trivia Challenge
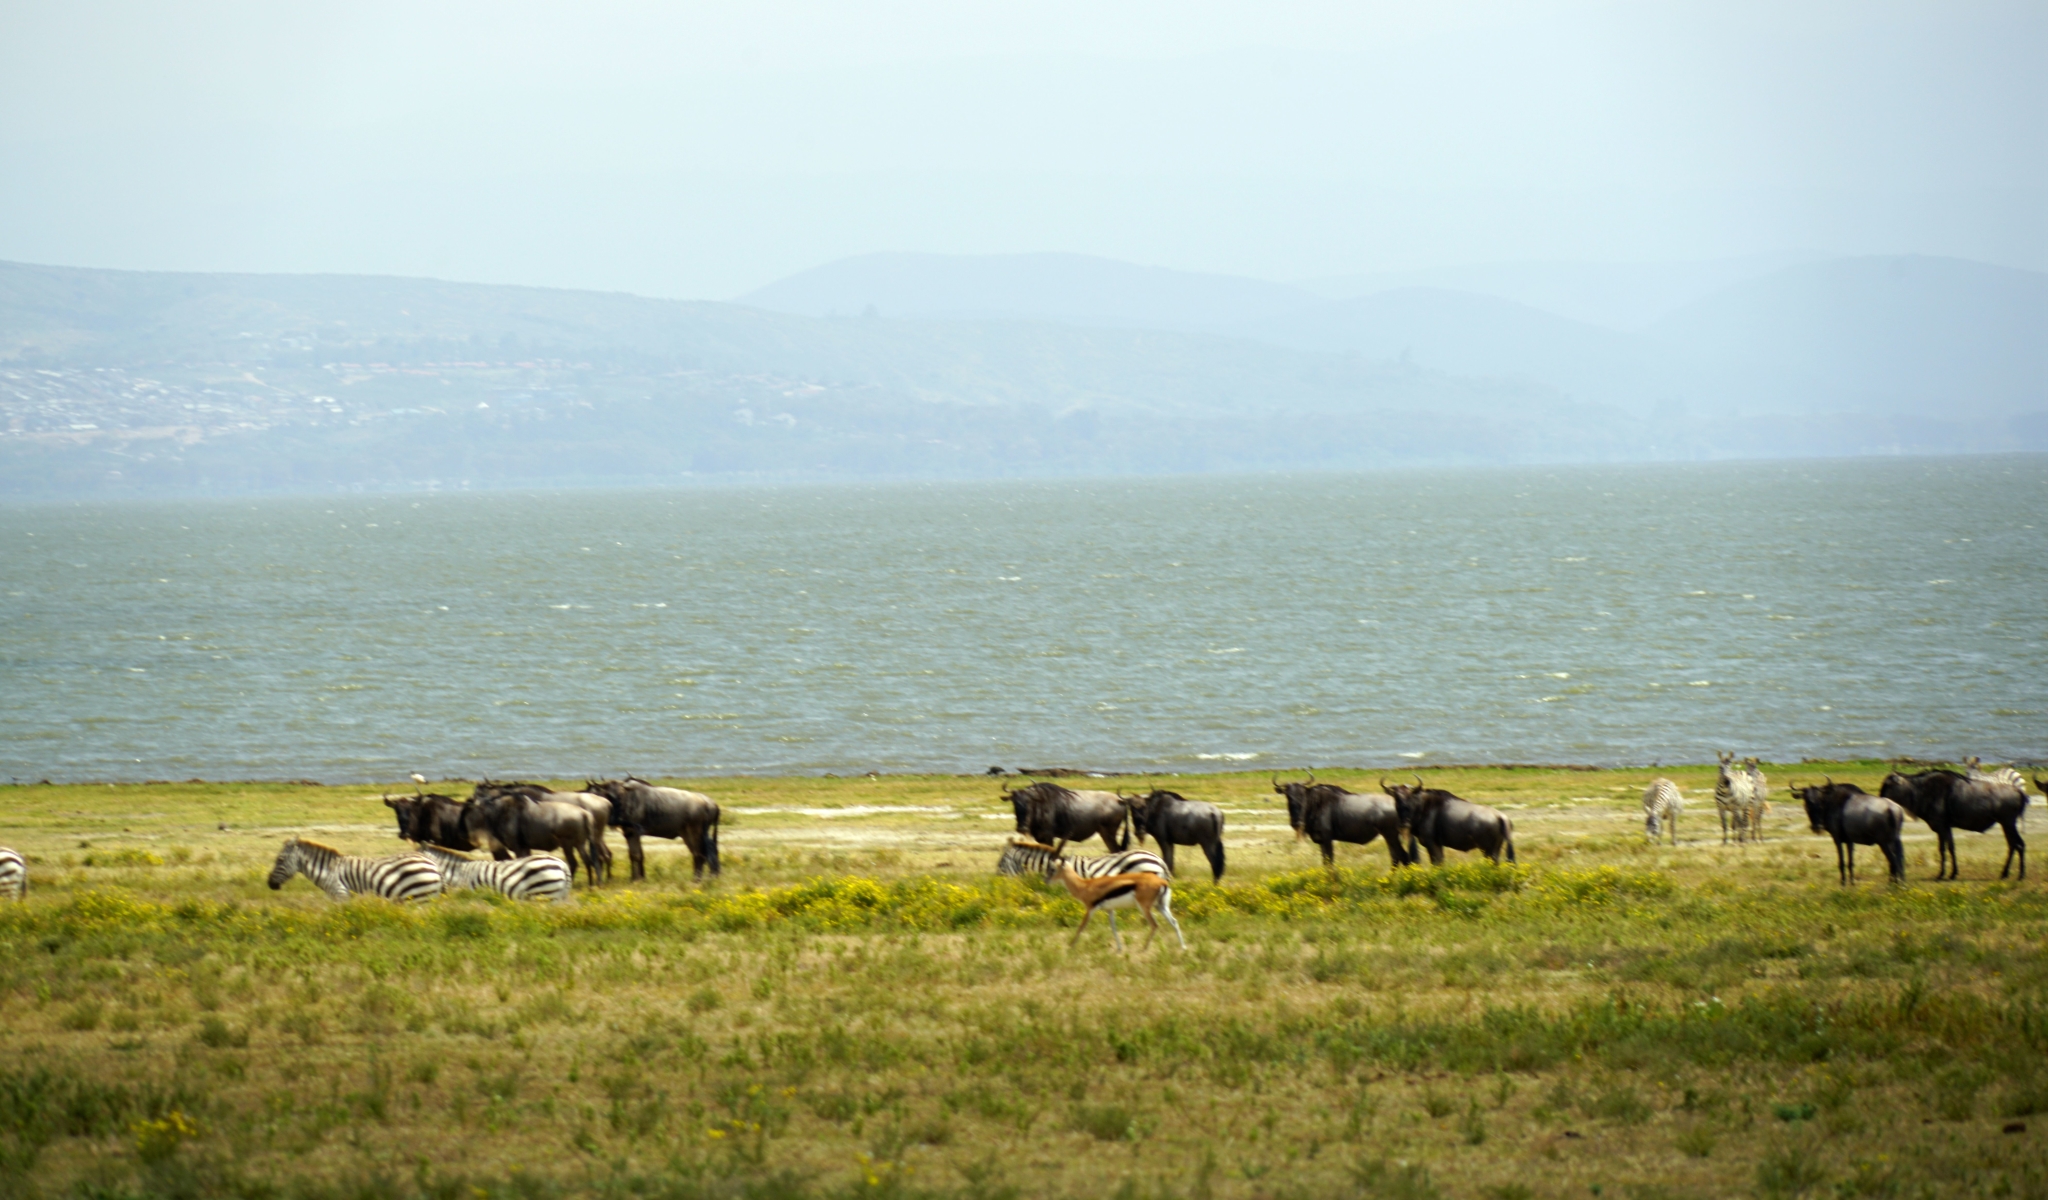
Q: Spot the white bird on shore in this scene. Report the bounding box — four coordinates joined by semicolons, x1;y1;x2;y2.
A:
410;772;428;790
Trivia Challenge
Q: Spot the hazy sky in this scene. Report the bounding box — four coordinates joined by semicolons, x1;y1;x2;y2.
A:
1;0;2040;298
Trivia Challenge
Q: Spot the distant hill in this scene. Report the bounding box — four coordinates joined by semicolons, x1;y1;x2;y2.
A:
735;251;1321;330
1646;255;2048;418
0;254;2040;499
1296;253;1830;329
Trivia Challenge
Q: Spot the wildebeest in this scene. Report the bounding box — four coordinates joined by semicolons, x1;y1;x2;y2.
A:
1791;779;1906;885
460;789;602;886
1005;781;1129;853
1383;778;1516;865
473;782;615;881
1642;778;1683;845
1121;789;1226;882
382;793;474;852
1274;774;1413;868
1879;768;2029;880
584;776;721;880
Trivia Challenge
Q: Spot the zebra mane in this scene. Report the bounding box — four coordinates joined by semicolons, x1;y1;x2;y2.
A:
1007;839;1058;852
294;839;343;856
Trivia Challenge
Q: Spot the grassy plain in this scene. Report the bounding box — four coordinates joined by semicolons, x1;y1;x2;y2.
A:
1;763;2043;1200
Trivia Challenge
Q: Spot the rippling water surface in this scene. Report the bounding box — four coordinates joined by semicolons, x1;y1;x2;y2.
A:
3;456;2043;781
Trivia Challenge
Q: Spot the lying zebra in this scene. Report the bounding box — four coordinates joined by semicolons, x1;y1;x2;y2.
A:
415;844;572;903
266;838;443;902
998;839;1172;947
996;838;1169;880
0;846;23;901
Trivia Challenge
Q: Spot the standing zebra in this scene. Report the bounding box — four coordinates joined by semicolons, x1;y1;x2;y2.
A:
996;839;1169;881
0;847;24;901
415;844;572;903
1743;757;1771;840
266;838;443;902
1715;752;1763;844
1642;778;1683;845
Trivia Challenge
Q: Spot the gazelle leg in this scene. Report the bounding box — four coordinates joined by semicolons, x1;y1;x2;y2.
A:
1158;890;1186;949
1070;909;1094;947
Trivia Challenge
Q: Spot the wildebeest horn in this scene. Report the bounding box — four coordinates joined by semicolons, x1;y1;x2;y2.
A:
1413;773;1425;788
1379;776;1390;791
1305;767;1317;784
1824;775;1833;786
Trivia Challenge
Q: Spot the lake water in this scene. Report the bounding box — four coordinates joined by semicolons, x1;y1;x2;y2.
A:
3;456;2044;782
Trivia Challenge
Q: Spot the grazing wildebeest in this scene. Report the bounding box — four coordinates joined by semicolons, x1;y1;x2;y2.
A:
1715;751;1766;844
1791;779;1906;885
1879;768;2029;881
460;790;602;886
1642;778;1683;845
1005;781;1130;853
473;782;615;881
1121;789;1226;882
1275;774;1413;868
1384;777;1516;865
382;793;474;852
584;776;721;880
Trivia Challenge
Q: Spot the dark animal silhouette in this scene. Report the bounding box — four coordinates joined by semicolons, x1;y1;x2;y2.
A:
1275;773;1412;867
460;789;602;886
382;793;473;852
585;776;721;880
1121;789;1226;882
1005;781;1129;852
1792;779;1906;885
1384;777;1515;865
1879;768;2028;880
472;781;615;881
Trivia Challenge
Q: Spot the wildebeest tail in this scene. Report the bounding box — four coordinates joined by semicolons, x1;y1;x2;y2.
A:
1503;818;1517;865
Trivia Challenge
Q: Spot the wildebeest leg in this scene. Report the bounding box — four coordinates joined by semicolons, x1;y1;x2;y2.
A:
625;830;647;883
1938;827;1956;881
1427;841;1445;867
1888;837;1906;882
1845;842;1856;885
1159;842;1177;877
1319;838;1336;867
1203;839;1225;884
1383;834;1406;870
681;827;704;880
1999;819;2024;880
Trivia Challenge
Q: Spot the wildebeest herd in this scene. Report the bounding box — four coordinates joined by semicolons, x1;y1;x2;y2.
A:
0;760;2035;936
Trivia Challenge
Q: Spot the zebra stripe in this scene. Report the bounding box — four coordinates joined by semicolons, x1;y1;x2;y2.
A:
0;847;24;901
266;838;443;902
996;839;1170;881
416;844;572;903
1642;779;1683;844
1743;758;1771;840
1715;752;1763;845
1966;757;2027;791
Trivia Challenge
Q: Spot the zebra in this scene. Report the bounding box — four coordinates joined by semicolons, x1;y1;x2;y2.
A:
996;839;1169;881
1743;757;1771;840
0;847;24;901
1642;778;1683;845
1965;756;2027;792
415;844;572;903
266;837;443;902
1715;752;1764;844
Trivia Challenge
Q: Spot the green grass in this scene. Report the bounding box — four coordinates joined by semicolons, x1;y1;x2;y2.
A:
0;764;2042;1198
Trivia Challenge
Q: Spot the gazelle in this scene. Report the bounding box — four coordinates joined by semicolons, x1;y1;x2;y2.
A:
1047;862;1185;951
